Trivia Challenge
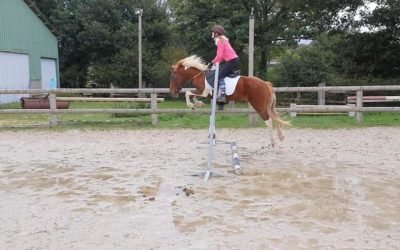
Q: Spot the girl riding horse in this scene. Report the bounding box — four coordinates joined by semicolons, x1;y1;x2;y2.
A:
169;55;290;147
210;25;239;110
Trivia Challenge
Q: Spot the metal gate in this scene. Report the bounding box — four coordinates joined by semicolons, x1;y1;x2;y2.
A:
0;52;30;104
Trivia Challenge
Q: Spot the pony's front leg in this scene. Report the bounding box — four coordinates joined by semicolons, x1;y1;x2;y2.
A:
185;91;195;109
193;97;205;108
185;89;211;109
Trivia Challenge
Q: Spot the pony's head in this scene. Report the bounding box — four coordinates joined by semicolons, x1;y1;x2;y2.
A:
169;55;207;98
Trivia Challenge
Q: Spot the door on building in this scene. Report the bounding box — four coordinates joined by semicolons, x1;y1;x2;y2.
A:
0;52;30;104
40;58;57;89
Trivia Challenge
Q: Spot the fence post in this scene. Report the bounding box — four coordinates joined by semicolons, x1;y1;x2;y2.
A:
228;100;235;109
290;103;297;117
247;10;258;127
356;90;363;124
348;104;355;117
49;93;58;126
248;104;258;126
151;93;158;126
318;83;325;105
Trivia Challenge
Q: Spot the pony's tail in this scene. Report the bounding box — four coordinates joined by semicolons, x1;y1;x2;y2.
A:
265;82;291;127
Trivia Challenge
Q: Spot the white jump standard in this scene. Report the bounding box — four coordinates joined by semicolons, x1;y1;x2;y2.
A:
193;63;242;182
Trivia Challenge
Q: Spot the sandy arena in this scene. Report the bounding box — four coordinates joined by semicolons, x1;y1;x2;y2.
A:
0;127;399;249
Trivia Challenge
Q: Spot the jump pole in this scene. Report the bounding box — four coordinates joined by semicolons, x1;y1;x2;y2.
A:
231;142;241;175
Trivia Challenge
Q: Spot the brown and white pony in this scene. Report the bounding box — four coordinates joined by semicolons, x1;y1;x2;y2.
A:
169;55;290;147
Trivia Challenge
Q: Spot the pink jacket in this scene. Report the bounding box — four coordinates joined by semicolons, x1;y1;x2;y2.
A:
212;38;238;64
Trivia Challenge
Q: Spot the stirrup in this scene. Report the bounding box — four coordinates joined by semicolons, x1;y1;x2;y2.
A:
217;94;226;103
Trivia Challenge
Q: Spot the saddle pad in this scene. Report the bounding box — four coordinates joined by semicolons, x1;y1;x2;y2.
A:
206;76;241;96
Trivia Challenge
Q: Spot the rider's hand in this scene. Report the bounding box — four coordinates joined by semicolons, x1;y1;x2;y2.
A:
211;64;216;71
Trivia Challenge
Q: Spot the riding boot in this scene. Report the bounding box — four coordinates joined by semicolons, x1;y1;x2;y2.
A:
217;102;225;110
217;80;226;103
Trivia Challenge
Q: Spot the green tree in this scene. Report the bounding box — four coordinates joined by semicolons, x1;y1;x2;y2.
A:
363;0;400;38
168;0;364;77
330;0;400;79
332;32;400;78
271;39;333;87
34;0;394;88
34;0;172;88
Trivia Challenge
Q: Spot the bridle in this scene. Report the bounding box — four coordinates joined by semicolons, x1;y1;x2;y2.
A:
172;68;209;93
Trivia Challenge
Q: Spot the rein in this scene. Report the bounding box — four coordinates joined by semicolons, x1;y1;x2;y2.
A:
175;68;208;92
188;70;205;82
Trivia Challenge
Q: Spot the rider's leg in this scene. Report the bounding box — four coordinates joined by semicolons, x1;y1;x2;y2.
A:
216;58;238;108
217;79;226;103
216;64;230;104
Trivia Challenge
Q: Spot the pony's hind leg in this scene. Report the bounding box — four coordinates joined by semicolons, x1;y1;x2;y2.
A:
248;100;276;147
277;123;284;141
265;118;277;148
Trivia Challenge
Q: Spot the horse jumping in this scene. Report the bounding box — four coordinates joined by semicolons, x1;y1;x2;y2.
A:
169;55;290;147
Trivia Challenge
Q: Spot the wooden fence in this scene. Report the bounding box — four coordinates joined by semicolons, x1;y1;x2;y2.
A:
1;85;400;126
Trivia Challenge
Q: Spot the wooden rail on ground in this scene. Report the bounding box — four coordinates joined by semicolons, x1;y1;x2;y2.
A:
1;85;400;126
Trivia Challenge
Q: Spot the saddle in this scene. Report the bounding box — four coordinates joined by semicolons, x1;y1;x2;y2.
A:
206;70;240;86
227;70;241;78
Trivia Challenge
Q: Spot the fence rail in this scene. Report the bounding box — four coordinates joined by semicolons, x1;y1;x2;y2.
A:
1;85;400;95
56;97;165;102
347;95;400;103
1;85;399;126
2;107;400;114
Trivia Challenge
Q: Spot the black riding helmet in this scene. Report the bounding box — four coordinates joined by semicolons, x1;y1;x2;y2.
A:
212;25;225;35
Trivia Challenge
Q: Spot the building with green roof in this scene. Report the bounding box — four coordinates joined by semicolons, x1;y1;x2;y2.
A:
0;0;59;103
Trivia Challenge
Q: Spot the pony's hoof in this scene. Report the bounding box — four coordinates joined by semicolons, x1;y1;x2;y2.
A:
194;101;204;108
262;144;274;149
187;103;195;109
279;135;285;142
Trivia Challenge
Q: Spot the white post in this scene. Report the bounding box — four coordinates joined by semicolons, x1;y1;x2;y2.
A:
248;8;254;77
248;8;258;126
136;8;143;97
356;90;363;124
318;82;325;105
49;93;57;126
290;103;297;118
150;93;158;126
348;104;355;117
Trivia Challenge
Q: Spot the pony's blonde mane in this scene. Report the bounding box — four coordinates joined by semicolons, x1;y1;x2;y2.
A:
177;55;208;71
